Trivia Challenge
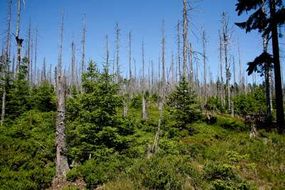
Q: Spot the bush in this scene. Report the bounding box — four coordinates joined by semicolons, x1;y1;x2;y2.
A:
67;155;131;189
128;155;200;190
216;115;247;131
204;162;251;190
204;163;236;181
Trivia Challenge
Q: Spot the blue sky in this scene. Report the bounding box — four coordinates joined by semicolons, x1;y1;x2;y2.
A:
0;0;283;83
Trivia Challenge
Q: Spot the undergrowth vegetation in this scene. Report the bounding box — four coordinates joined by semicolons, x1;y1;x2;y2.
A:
0;62;284;190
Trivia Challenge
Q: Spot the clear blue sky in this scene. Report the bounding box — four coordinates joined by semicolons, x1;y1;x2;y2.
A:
0;0;283;83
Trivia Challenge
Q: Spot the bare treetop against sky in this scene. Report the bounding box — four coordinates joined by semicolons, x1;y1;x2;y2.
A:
0;0;283;81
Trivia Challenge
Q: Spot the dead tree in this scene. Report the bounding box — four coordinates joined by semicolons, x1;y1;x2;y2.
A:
41;57;46;82
219;30;225;107
148;20;168;158
15;0;23;71
182;0;188;79
237;40;244;93
105;35;110;71
170;52;175;86
34;29;38;84
188;42;194;85
81;14;86;75
27;20;32;83
141;40;148;120
71;41;76;87
128;32;132;80
123;32;133;117
202;30;207;103
221;12;231;113
78;14;86;92
161;20;166;85
176;20;181;80
115;23;120;82
53;15;69;185
1;0;12;126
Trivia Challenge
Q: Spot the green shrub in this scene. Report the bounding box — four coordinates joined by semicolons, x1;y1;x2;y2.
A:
67;156;131;189
216;115;247;131
204;163;236;181
128;155;200;190
204;162;251;190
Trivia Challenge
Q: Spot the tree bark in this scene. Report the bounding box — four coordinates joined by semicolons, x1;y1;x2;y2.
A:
55;75;69;178
270;0;284;131
54;14;69;180
16;0;22;71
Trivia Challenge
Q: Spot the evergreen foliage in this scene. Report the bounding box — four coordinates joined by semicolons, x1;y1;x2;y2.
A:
66;61;134;163
0;111;55;189
167;76;201;129
5;58;30;121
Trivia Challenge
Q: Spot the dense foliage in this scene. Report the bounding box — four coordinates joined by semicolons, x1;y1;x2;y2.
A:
66;62;134;163
167;76;201;129
0;60;284;189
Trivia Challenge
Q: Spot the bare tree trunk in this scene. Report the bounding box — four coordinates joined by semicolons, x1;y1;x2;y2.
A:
42;57;46;82
177;20;181;80
128;32;132;80
148;19;168;158
115;23;120;82
182;0;188;79
71;41;76;87
53;15;69;183
222;12;231;113
141;40;147;120
188;43;194;85
1;0;12;126
237;41;244;93
34;29;38;84
27;21;31;83
202;30;207;103
219;31;225;107
15;0;22;72
161;20;166;84
171;52;175;86
55;75;69;178
232;57;235;116
80;14;86;91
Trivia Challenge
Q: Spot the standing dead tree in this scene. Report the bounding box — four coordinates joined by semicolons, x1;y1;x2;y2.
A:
141;40;148;120
1;0;12;126
176;20;181;80
202;30;207;103
15;0;24;72
148;20;167;158
80;14;86;91
221;12;231;113
34;29;38;84
115;23;120;82
218;30;225;107
71;41;76;87
53;15;69;186
182;0;188;79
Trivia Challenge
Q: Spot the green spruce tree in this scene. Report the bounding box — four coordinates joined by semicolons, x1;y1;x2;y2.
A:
167;77;201;130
